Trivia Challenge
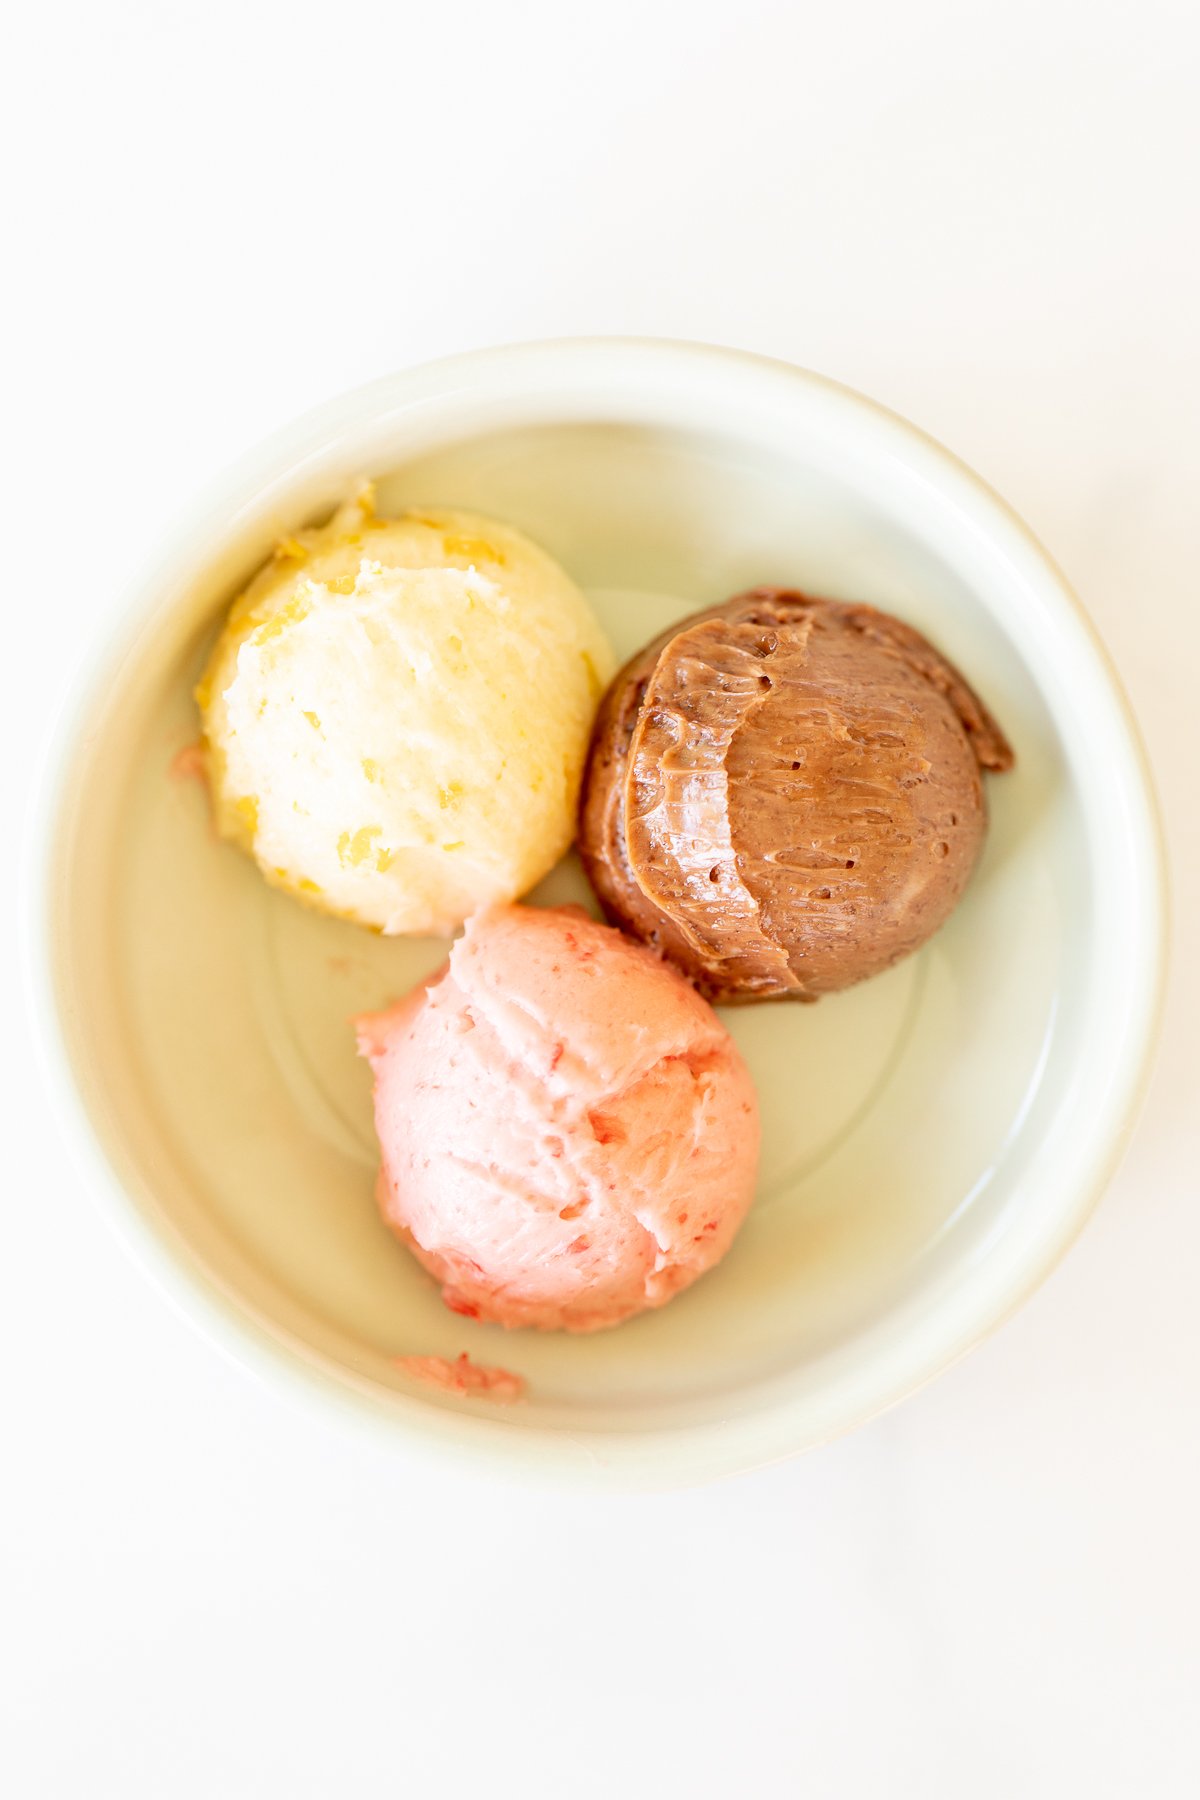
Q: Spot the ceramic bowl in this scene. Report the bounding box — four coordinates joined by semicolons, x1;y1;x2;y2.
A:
33;340;1166;1485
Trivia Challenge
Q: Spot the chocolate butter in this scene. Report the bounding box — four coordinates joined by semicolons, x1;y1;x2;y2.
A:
579;589;1013;1003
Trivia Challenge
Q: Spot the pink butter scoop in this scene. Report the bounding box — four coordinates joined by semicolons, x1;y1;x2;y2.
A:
356;904;760;1333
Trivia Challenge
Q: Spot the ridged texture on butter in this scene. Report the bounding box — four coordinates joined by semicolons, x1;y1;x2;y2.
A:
580;588;1012;1001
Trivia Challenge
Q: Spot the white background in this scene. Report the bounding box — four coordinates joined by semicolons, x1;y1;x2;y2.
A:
5;3;1198;1795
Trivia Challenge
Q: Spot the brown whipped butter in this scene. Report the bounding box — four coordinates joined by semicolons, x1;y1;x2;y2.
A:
579;589;1013;1003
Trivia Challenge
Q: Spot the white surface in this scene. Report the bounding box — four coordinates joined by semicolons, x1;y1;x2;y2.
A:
4;0;1198;1793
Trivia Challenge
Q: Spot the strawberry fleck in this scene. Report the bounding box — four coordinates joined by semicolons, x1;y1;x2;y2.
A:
169;741;207;785
443;1291;480;1319
588;1109;626;1145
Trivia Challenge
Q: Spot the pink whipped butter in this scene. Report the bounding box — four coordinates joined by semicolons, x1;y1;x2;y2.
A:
394;1353;526;1402
357;905;760;1332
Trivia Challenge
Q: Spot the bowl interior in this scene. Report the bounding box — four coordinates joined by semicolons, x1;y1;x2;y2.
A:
49;364;1125;1479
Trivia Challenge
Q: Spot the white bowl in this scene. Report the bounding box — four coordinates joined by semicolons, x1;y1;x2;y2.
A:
32;340;1166;1486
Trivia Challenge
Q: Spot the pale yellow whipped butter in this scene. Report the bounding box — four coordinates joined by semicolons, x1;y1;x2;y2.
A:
197;487;614;934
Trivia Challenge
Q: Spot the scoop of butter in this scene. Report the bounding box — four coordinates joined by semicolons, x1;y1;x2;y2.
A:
198;487;613;935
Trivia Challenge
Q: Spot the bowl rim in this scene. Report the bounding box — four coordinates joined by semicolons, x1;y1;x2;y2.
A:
25;336;1169;1488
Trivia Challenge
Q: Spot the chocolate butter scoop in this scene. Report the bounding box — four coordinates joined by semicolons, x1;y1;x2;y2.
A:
579;589;1013;1003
